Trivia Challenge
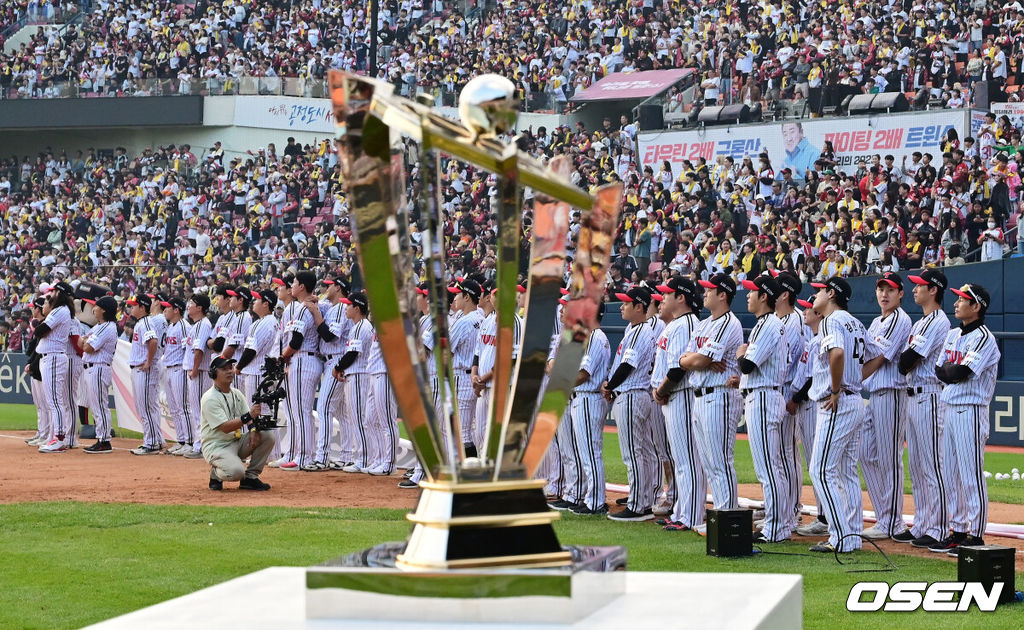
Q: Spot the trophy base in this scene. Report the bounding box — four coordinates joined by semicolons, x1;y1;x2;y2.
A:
305;543;626;624
397;478;571;570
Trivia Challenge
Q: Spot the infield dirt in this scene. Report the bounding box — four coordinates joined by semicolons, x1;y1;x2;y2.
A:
2;431;1022;569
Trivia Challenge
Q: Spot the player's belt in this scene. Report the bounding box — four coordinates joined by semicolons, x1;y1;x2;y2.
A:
40;351;67;355
741;385;783;397
906;386;940;396
573;390;601;394
164;364;182;369
84;362;110;368
298;351;321;358
455;368;472;374
692;386;722;398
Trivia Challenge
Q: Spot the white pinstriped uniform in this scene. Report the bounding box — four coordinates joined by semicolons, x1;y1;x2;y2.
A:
368;328;399;472
651;312;705;527
862;307;912;536
312;303;349;465
268;304;290;462
686;311;744;511
645;315;676;510
741;313;790;541
410;314;448;484
449;309;483;447
130;315;164;449
160;319;189;445
239;314;280;403
567;329;611;511
38;305;75;443
342;319;374;468
185;316;214;453
473;311;523;451
82;321;117;442
282;301;322;467
69;322;87;446
809;310;868;553
542;315;566;498
904;309;951;540
939;322;1000;538
149;314;167;418
778;310;806;525
610;320;657;514
789;333;822;517
213;311;236;352
30;354;52;441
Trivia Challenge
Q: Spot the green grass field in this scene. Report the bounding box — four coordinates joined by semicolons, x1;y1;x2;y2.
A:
1;403;1021;628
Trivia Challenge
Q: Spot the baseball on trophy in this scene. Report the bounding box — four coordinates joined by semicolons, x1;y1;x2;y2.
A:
458;74;519;138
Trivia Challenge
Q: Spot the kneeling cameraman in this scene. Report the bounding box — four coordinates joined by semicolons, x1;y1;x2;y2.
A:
201;357;276;491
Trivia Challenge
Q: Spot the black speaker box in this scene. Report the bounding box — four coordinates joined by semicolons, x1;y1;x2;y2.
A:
706;508;753;557
847;93;876;114
870;91;909;112
958;545;1016;604
638;103;664;130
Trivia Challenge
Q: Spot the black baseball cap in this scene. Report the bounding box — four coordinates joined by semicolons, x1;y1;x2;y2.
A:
876;271;903;290
741;275;781;298
189;293;211;313
908;269;947;292
127;294;153;309
341;291;369;310
215;284;234;297
32;296;46;308
698;273;737;297
614;287;653;309
251;288;278;309
656;276;701;302
810;276;852;302
84;295;118;310
52;281;75;296
229;286;254;304
415;281;430;296
161;296;187;311
447;279;482;300
209;356;236;372
772;271;802;296
951;283;990;310
323;276;352;294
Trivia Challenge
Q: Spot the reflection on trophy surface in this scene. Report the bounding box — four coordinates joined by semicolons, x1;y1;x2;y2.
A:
322;69;623;573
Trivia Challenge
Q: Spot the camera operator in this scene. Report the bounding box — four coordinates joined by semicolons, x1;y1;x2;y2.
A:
201;357;275;491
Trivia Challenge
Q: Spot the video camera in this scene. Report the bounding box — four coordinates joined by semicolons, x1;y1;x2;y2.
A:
250;357;286;431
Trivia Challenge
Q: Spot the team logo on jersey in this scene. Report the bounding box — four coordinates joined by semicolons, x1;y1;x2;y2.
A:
132;333;139;342
166;337;178;345
482;334;497;346
695;336;708;349
657;337;668;350
945;349;965;364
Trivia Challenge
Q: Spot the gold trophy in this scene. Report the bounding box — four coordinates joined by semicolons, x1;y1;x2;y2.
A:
305;70;624;623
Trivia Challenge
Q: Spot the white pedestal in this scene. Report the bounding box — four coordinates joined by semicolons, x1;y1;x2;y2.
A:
83;567;802;629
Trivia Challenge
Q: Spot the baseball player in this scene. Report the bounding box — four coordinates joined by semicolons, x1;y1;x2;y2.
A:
305;277;351;471
236;288;280;404
892;269;951;548
34;283;77;453
860;271;913;540
472;282;524;448
642;288;677;517
603;287;658;521
403;283;442;488
279;271;324;471
145;293;169;435
159;297;191;455
738;275;790;543
210;285;235;356
790;299;829;536
447;279;484;456
931;283;1000;555
652;277;705;530
806;276;868;553
267;275;294;467
563;301;611;515
337;291;375;473
222;287;253;361
25;296;52;446
772;271;807;533
679;273;743;533
127;294;166;455
185;293;214;459
367;316;399;475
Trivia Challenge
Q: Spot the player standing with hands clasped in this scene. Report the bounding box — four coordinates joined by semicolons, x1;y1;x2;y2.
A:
35;282;78;453
860;272;912;540
930;283;1000;555
892;269;951;548
678;273;743;535
738;275;790;543
80;296;119;454
651;277;706;531
603;287;658;521
806;276;868;554
127;294;166;455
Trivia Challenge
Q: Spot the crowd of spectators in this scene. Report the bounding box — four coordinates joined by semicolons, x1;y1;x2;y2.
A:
1;100;1023;352
3;0;1024;116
